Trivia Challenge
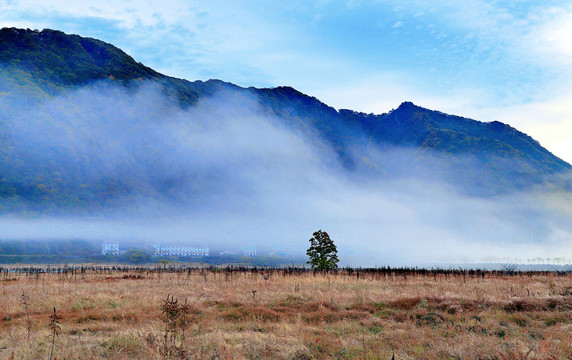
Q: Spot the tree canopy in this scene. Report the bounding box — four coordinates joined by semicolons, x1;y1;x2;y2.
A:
306;230;339;270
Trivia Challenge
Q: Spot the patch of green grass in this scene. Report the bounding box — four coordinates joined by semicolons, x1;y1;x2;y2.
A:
71;298;95;312
105;335;144;354
368;324;384;334
105;299;121;309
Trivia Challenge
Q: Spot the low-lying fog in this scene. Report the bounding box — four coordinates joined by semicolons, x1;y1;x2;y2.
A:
1;81;571;266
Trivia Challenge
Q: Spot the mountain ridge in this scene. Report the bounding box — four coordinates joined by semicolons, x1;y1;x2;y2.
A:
0;27;566;168
0;27;570;213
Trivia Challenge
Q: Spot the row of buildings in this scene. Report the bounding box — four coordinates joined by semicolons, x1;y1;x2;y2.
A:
101;243;258;257
101;243;120;256
151;244;209;257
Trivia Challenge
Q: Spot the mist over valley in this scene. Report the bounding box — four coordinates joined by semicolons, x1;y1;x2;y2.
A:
1;28;571;266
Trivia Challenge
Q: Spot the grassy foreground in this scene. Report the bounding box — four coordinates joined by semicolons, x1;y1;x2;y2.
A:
0;267;571;359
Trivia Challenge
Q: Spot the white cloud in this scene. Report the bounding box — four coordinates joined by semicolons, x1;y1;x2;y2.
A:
526;6;572;66
376;1;572;72
5;0;192;28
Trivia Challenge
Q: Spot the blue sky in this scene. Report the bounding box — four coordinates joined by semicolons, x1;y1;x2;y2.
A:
2;0;572;162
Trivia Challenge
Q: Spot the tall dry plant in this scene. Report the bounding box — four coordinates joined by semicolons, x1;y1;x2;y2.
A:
160;294;191;358
20;289;32;341
48;307;61;360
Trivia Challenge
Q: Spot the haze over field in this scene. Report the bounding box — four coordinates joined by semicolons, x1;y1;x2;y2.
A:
1;77;571;265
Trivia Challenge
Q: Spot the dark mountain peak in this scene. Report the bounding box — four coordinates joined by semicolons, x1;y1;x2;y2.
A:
0;27;161;92
396;101;417;110
255;85;338;118
392;101;453;120
273;86;307;98
272;85;298;92
258;85;311;101
36;28;67;39
486;120;516;133
0;27;39;36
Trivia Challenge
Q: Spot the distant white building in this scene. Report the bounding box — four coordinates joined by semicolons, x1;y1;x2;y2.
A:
102;243;120;255
243;246;257;257
152;244;209;257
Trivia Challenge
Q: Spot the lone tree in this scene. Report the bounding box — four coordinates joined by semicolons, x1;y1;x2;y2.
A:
306;230;339;270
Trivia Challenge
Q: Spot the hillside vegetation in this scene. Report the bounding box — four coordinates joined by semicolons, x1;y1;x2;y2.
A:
0;27;570;214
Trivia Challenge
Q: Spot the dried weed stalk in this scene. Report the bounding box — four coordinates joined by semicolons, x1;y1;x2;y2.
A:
20;289;32;341
48;307;61;360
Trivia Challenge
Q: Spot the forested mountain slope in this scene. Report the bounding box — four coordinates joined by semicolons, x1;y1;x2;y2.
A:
0;27;570;214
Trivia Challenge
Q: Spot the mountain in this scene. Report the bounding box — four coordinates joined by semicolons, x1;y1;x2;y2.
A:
0;27;570;214
0;28;227;107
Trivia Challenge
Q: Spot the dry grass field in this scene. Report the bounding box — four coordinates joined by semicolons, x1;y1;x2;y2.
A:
0;266;571;359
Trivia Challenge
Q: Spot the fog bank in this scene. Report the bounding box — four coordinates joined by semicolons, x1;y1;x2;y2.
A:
1;81;571;265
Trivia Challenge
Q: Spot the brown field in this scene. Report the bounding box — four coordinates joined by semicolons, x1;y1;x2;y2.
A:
0;267;571;359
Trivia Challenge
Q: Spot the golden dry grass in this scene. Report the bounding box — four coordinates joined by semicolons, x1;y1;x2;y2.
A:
0;268;571;359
